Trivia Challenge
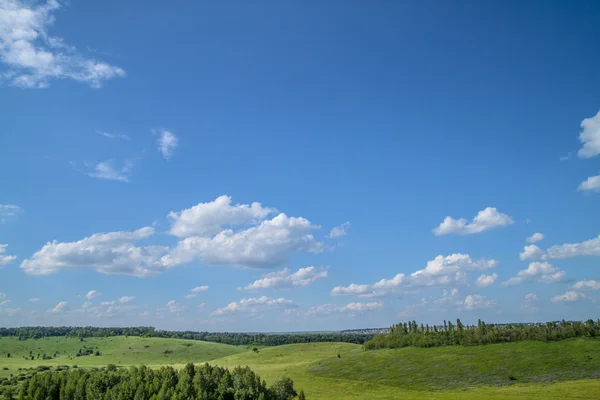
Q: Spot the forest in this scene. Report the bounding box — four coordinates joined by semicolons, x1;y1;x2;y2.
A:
0;327;372;346
1;363;304;400
364;319;600;349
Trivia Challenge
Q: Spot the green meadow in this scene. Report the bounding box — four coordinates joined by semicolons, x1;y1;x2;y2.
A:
2;336;600;399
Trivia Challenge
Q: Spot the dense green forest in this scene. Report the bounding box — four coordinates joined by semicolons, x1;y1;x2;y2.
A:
0;327;372;346
364;319;600;349
0;363;304;400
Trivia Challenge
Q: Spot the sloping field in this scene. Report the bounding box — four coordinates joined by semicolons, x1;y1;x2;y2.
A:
210;339;600;399
0;335;246;377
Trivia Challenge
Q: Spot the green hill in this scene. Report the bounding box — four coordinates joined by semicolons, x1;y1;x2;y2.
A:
0;335;246;376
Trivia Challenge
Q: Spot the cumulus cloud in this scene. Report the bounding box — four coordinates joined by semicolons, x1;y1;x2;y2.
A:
433;207;514;236
526;233;544;243
0;244;16;265
85;290;100;300
20;227;172;277
552;291;585;303
306;302;383;316
545;235;600;259
328;222;351;239
242;266;327;290
524;293;538;302
475;273;498;288
166;300;185;313
0;0;125;88
119;296;135;304
578;174;600;192
502;262;565;285
331;254;498;297
168;195;275;238
75;160;134;183
51;301;68;313
157;130;178;160
572;280;600;290
520;244;545;261
191;286;209;293
0;204;22;221
578;110;600;159
165;213;323;269
460;294;495;310
211;296;296;316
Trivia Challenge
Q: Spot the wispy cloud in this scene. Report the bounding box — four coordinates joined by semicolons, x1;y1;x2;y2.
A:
0;244;17;266
0;204;22;222
73;159;134;183
156;130;179;160
0;0;125;88
328;222;351;238
97;130;129;140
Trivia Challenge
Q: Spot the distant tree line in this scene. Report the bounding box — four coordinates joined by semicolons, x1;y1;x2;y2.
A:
2;363;305;400
0;327;373;346
364;319;600;349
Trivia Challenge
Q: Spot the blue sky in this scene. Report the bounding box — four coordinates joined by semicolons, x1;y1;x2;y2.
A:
1;0;600;332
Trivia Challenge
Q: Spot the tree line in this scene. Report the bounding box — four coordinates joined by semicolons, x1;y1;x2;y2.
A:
0;327;373;346
2;363;305;400
364;319;600;349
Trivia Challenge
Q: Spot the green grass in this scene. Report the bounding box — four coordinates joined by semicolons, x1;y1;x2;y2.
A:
1;336;600;399
0;336;246;377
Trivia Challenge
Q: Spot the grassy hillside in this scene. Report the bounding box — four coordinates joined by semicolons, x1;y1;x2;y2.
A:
0;336;246;377
2;337;600;399
209;340;600;400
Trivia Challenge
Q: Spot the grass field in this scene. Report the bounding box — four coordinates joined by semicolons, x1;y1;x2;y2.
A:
0;336;245;378
1;336;600;399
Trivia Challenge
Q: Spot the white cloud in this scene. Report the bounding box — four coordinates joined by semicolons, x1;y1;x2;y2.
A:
157;130;178;160
578;173;600;192
524;293;538;302
572;280;600;291
211;296;296;316
0;300;11;306
100;301;116;306
460;294;495;310
502;262;565;285
28;297;40;302
0;0;125;88
191;286;209;293
168;195;276;238
184;294;197;299
20;226;172;277
0;204;22;221
433;207;514;236
98;131;129;140
545;235;600;259
242;266;327;290
328;222;350;238
119;296;135;304
0;292;5;299
306;302;383;316
526;233;544;243
331;254;498;297
552;291;585;303
166;213;323;269
475;273;498;288
81;301;91;309
77;160;134;183
51;301;68;313
520;244;545;261
0;244;17;265
85;290;100;300
166;300;185;313
578;110;600;159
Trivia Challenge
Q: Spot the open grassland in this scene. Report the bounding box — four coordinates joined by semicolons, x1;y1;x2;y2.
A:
2;336;600;399
0;336;246;377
